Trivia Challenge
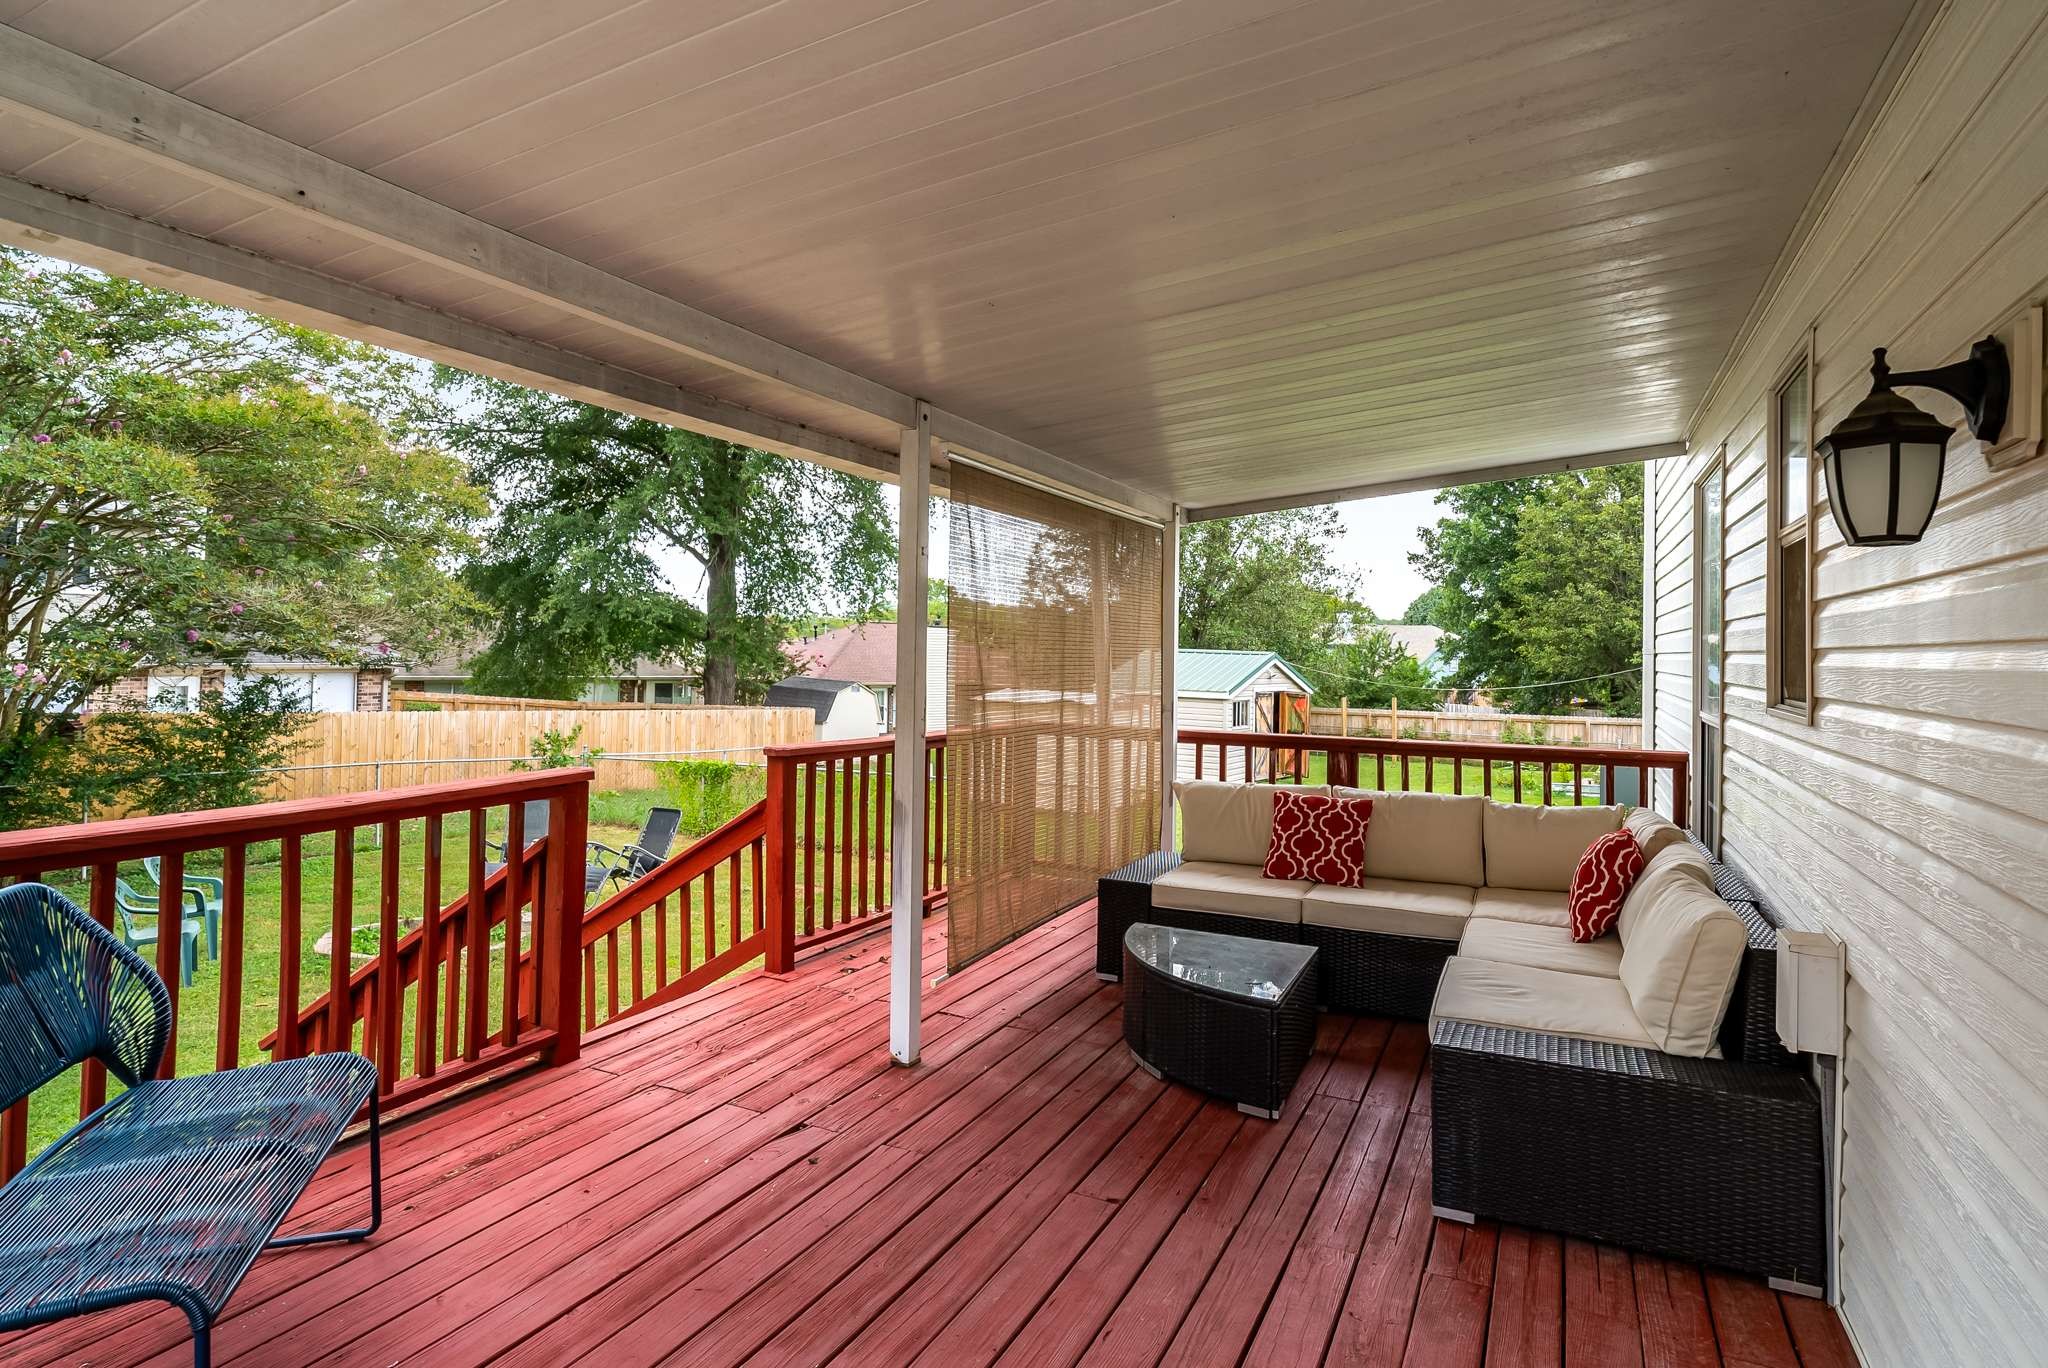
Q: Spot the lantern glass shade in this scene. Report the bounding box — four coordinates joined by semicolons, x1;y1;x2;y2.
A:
1817;389;1952;546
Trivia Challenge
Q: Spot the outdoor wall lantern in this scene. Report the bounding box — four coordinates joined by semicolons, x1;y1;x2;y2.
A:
1816;337;2009;546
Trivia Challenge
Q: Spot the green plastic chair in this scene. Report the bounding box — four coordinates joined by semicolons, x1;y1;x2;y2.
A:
111;878;202;987
140;857;222;960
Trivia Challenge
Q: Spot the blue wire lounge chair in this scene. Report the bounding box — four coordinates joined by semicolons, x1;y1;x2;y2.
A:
111;877;204;987
141;856;223;958
0;883;380;1368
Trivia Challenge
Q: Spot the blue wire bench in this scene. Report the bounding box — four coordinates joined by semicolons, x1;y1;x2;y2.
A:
0;883;381;1368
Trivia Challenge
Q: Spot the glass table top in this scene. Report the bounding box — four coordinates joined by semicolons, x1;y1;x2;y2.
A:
1123;923;1316;1003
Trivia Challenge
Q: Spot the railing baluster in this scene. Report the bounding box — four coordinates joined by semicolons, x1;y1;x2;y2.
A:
802;762;817;937
156;849;184;1078
727;850;741;948
464;808;487;1061
501;800;525;1049
215;844;247;1074
82;863;116;1113
606;926;621;1020
1574;764;1584;805
328;833;353;1056
654;894;669;988
1543;762;1554;806
279;835;303;1060
416;814;442;1080
856;754;871;919
378;820;402;1093
839;758;855;928
583;947;598;1031
630;910;645;1006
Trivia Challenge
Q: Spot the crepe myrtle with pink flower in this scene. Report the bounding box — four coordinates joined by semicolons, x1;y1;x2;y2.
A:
0;247;484;827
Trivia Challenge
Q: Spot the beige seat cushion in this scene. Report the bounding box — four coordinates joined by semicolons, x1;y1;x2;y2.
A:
1176;781;1330;867
1623;807;1692;864
1429;956;1656;1051
1481;802;1624;892
1151;860;1308;924
1333;788;1484;886
1459;915;1624;979
1618;876;1747;1057
1301;878;1474;941
1616;842;1715;945
1471;886;1570;929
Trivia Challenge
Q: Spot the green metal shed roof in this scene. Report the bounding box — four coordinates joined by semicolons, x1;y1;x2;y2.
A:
1175;649;1310;697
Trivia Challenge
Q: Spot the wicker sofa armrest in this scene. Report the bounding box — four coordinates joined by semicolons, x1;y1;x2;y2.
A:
1096;851;1182;978
1430;1018;1827;1290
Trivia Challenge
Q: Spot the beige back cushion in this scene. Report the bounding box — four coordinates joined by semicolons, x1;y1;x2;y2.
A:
1617;876;1747;1056
1616;842;1714;945
1481;803;1624;891
1335;788;1484;886
1623;808;1691;864
1176;781;1329;866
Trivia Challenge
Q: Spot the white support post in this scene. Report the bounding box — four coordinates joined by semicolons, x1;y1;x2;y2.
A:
890;405;933;1066
1159;507;1180;852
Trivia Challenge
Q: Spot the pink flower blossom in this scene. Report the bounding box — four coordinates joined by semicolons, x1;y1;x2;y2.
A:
219;513;232;523
31;434;50;444
229;602;245;615
57;348;72;364
117;641;131;651
185;629;200;643
8;663;24;678
376;642;392;656
108;419;122;433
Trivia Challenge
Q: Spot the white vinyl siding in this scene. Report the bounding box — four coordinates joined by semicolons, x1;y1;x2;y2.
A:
1649;4;2048;1361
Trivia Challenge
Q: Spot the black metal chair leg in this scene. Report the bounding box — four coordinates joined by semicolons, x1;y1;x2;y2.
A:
265;1090;382;1248
192;1320;211;1368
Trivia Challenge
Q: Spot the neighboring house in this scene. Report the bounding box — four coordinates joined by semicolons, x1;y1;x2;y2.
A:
782;622;949;733
764;677;880;741
393;650;700;705
96;656;392;713
1173;649;1313;782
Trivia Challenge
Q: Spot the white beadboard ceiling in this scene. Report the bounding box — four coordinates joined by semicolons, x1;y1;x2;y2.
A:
0;0;1919;513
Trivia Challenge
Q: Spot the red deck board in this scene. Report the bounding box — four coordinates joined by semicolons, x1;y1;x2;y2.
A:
0;901;1856;1368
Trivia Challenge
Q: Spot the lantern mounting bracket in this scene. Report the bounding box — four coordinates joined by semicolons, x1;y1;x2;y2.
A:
1868;336;2010;443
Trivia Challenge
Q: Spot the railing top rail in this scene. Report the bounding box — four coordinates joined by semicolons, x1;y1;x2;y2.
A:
763;732;947;761
0;767;596;871
1176;728;1686;770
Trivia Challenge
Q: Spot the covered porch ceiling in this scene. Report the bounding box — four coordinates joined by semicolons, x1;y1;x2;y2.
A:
0;0;1923;519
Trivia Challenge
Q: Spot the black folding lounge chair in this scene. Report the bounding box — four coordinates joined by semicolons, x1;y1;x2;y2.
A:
0;883;380;1368
483;797;554;878
586;806;682;899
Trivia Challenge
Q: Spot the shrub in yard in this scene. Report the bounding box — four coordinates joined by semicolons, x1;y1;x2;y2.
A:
71;673;309;817
513;724;602;771
654;759;765;836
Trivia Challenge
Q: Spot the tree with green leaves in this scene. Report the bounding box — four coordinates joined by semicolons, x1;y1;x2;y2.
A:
1325;627;1439;710
74;673;310;818
1178;506;1356;679
435;376;894;704
0;251;482;827
1408;466;1642;713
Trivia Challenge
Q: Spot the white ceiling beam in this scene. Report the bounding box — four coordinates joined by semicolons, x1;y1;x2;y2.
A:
0;174;901;480
1182;440;1688;521
0;26;914;429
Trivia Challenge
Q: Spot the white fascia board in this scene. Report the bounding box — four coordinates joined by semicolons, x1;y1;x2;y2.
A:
0;175;900;481
1184;442;1687;521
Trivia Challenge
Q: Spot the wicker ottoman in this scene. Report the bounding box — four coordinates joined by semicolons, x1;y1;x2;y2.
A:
1121;922;1318;1119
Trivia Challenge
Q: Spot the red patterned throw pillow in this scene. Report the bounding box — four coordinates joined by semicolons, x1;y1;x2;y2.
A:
1263;790;1373;887
1569;829;1646;942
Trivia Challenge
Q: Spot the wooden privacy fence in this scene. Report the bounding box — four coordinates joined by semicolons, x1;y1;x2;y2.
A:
1309;704;1643;747
390;690;734;713
266;706;815;800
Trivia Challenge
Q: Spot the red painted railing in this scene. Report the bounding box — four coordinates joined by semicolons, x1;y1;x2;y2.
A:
0;768;591;1177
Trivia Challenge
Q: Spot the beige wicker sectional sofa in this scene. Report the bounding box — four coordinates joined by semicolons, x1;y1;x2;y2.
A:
1120;780;1747;1054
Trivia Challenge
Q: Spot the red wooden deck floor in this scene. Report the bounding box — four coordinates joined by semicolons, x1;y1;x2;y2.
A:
0;903;1857;1368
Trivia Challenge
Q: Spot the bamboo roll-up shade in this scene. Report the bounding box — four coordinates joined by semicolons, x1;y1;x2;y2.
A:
945;464;1163;974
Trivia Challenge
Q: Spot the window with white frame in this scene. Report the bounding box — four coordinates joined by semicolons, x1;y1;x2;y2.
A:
1769;355;1813;717
1231;698;1251;729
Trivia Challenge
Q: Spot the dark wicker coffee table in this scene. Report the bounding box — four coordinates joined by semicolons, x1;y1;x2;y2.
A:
1121;922;1318;1119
